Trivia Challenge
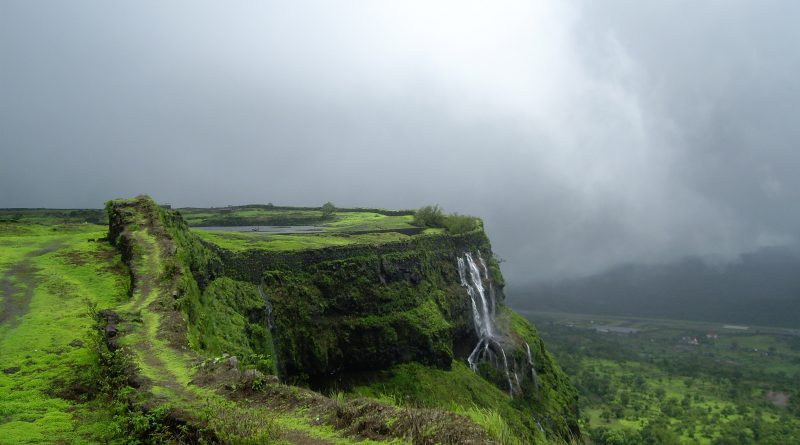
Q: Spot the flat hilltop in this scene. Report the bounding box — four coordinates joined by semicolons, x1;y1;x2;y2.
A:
178;204;468;252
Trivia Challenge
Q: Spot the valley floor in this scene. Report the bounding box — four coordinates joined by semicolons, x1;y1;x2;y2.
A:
520;311;800;444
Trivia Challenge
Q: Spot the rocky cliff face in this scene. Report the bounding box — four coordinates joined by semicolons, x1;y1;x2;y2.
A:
208;224;580;441
212;231;493;384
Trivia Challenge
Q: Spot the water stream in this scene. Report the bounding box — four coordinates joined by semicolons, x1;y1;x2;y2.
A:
525;342;540;390
458;252;515;396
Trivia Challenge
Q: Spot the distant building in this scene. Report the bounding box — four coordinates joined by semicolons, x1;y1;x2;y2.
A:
723;325;749;330
681;336;699;345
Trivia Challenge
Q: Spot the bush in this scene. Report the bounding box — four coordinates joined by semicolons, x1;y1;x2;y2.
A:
321;202;336;218
414;206;478;234
442;213;477;234
413;205;445;228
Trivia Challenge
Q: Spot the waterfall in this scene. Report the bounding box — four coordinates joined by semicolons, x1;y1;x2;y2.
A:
525;342;540;390
459;252;514;396
258;284;275;330
258;283;280;375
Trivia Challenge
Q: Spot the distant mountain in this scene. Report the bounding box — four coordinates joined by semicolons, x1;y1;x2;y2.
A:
509;246;800;328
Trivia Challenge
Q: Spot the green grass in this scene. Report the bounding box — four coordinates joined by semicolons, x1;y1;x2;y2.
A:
349;361;548;444
193;228;414;252
181;206;458;252
272;413;411;445
321;212;416;232
0;209;106;225
0;223;128;444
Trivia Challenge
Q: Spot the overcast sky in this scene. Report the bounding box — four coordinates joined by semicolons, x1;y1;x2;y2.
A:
2;1;799;284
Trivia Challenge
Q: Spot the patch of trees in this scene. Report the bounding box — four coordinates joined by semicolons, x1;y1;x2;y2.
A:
412;205;478;234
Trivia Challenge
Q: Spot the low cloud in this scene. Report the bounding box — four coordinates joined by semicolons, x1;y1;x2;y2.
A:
2;0;799;284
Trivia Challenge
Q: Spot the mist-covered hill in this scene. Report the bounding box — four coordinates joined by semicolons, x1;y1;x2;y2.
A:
509;246;800;328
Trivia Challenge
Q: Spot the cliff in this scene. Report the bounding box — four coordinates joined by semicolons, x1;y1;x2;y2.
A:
105;196;580;444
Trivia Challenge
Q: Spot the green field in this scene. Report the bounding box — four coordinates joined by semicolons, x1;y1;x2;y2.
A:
178;205;416;230
522;311;800;444
182;206;448;252
0;222;127;443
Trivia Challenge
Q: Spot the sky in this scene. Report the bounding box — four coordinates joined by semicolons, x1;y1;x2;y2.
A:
2;1;800;285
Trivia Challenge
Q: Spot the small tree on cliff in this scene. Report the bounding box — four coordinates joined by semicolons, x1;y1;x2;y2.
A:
413;205;445;228
321;202;336;218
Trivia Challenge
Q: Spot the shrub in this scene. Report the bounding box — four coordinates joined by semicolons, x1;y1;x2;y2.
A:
413;205;445;228
414;206;478;234
321;202;336;218
442;213;477;234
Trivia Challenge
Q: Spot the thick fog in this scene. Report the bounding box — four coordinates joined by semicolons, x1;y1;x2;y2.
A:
2;1;799;284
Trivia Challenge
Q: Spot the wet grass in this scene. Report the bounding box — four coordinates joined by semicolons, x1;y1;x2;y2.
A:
181;206;442;252
0;223;128;443
193;228;415;252
0;209;105;225
349;361;548;444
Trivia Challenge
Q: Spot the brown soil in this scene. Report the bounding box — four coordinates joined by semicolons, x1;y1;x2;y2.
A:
766;390;790;408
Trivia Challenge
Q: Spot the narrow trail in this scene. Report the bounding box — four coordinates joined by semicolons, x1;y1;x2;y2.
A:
280;429;336;445
0;241;64;327
121;229;196;403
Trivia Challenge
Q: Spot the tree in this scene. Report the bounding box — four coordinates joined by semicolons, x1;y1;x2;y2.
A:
413;205;445;227
321;202;336;218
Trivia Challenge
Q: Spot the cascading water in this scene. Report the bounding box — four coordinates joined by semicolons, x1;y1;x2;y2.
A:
458;252;515;396
458;252;543;399
258;283;279;373
258;284;275;331
525;342;540;390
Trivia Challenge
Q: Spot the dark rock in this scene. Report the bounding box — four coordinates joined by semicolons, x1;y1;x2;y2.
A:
2;367;20;375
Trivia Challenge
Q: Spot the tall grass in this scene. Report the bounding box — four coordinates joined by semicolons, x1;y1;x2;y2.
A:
450;403;522;445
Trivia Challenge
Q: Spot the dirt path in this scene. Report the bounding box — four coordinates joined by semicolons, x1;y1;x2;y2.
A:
0;241;64;327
